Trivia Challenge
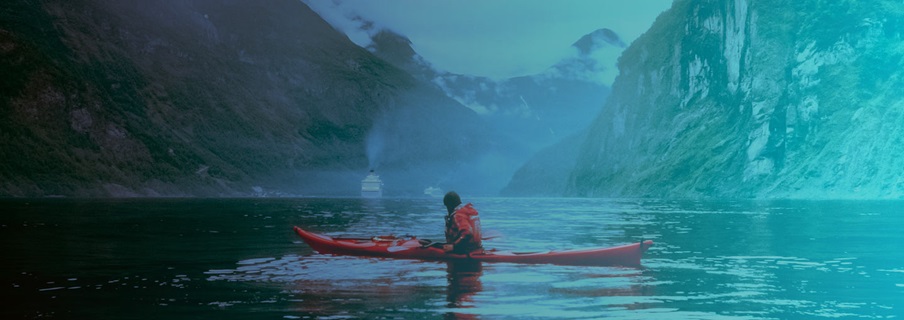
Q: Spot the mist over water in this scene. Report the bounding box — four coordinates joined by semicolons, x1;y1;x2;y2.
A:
365;117;386;171
346;99;530;197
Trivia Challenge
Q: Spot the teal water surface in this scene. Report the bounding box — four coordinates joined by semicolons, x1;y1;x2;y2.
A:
1;198;902;319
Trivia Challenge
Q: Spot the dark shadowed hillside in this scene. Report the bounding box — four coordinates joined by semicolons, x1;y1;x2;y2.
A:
0;0;515;197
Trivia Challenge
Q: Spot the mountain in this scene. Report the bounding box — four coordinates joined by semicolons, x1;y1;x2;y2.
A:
537;0;904;199
367;28;626;152
0;0;514;197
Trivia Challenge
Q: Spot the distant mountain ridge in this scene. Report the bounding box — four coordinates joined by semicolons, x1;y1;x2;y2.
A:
367;27;626;151
573;28;625;55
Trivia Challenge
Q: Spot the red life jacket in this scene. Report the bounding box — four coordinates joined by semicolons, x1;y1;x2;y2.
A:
445;203;482;253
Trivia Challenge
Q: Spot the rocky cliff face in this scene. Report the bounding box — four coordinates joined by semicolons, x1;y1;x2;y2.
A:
0;0;508;197
557;0;904;199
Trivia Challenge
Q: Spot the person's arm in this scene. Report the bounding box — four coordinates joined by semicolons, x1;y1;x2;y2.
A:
442;213;473;252
452;213;474;245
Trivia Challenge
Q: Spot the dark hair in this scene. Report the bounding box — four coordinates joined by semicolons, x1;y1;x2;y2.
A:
443;191;461;213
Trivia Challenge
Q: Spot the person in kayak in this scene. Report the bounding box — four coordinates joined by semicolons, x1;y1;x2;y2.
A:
443;191;483;254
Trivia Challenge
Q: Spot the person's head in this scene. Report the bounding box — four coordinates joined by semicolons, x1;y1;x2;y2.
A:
443;191;461;214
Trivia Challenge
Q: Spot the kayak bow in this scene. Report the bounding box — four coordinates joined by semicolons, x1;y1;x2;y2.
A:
293;226;652;267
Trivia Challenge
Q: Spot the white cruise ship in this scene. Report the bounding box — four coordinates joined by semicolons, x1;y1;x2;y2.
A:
361;170;383;198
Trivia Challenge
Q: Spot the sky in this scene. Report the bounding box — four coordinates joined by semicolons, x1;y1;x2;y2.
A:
303;0;674;80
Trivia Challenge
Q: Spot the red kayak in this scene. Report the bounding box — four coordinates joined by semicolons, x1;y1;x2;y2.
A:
293;226;653;267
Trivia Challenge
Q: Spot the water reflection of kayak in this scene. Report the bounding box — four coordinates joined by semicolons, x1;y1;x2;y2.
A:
293;226;653;267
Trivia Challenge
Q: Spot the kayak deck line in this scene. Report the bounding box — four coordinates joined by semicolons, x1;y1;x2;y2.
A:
293;226;653;267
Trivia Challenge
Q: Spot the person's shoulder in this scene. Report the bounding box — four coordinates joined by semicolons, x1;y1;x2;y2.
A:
458;203;478;214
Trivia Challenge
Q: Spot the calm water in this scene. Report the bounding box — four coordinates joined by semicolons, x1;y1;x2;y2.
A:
1;197;902;319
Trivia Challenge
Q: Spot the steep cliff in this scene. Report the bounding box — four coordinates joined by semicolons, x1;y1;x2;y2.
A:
563;0;904;198
0;0;505;197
